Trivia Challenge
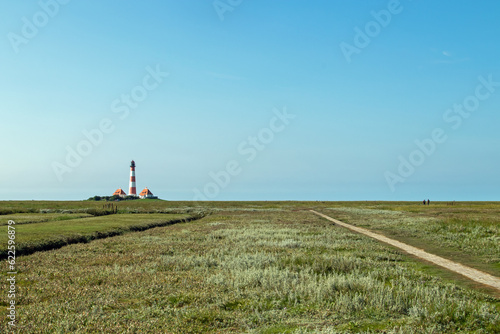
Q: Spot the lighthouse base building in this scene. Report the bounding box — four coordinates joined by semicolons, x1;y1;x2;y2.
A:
139;187;157;199
113;188;127;198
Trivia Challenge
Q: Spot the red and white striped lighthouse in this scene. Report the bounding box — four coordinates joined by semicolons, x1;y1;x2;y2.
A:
129;160;137;196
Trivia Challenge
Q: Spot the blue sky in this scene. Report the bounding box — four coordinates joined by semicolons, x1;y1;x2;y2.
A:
1;0;499;201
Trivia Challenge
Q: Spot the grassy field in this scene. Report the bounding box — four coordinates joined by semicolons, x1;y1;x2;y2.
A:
0;212;93;225
321;202;500;279
0;201;499;333
0;213;195;258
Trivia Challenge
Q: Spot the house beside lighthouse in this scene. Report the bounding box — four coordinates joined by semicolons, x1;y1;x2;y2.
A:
113;188;127;198
139;187;156;199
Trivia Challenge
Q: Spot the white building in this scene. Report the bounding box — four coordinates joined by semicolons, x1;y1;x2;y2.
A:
139;187;156;199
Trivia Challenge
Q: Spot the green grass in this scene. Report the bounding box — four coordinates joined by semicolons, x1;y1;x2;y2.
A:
0;205;498;333
0;199;204;215
321;202;500;279
0;212;93;225
0;213;195;257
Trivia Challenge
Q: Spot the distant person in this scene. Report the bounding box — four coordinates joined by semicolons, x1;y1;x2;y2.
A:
427;199;430;205
423;200;426;205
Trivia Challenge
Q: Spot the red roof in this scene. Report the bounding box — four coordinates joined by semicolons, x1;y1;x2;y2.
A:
139;187;153;196
113;188;126;196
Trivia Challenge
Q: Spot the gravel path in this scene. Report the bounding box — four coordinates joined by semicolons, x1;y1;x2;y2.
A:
310;210;500;292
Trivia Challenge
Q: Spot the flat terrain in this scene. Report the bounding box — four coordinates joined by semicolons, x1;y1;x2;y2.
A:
0;200;499;333
311;210;500;291
0;213;194;257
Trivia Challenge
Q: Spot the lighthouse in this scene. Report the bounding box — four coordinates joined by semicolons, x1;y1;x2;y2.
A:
129;160;137;196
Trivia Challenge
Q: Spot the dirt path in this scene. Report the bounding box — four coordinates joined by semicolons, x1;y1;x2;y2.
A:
310;210;500;292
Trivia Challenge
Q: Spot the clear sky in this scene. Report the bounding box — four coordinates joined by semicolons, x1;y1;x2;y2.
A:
1;0;499;201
